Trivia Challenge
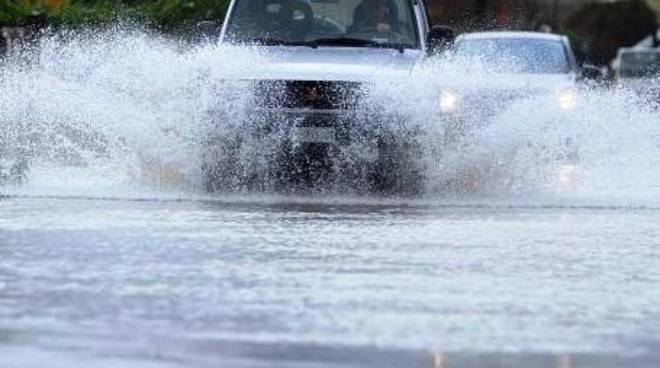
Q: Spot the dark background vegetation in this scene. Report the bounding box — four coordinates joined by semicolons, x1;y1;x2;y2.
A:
0;0;658;64
0;0;230;29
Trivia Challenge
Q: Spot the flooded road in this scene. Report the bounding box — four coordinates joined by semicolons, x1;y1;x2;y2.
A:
2;28;660;367
2;195;660;367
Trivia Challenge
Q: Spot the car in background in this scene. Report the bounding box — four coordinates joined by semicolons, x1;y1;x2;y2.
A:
439;31;589;140
612;48;660;106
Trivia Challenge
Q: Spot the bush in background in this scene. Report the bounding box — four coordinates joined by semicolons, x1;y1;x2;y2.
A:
0;0;229;30
565;0;657;65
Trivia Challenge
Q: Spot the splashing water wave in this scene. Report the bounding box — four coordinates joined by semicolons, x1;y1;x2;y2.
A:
1;28;659;204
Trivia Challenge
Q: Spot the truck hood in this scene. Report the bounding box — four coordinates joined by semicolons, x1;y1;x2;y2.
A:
225;46;422;82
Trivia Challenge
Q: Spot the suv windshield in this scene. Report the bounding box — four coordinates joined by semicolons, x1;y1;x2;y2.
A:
454;38;571;74
224;0;418;49
619;52;660;78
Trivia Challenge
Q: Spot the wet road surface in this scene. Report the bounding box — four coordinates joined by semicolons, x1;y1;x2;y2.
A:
1;195;660;367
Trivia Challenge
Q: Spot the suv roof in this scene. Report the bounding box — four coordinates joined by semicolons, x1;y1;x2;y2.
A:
457;31;565;42
617;47;660;55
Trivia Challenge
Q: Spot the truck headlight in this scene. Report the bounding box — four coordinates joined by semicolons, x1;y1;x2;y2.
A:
557;89;578;110
439;90;460;113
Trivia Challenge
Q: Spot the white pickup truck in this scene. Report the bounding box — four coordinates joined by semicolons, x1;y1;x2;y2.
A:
200;0;454;193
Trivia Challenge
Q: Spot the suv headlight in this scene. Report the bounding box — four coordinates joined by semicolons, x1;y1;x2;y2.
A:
556;88;578;110
439;90;460;113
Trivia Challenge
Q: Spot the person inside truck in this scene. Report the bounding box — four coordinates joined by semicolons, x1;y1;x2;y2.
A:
350;0;398;34
225;0;314;42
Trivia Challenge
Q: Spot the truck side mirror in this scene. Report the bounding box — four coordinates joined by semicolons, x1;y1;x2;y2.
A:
193;21;221;43
580;64;605;83
427;26;456;55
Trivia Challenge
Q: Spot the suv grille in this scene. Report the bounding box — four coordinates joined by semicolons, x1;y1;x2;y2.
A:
257;80;365;110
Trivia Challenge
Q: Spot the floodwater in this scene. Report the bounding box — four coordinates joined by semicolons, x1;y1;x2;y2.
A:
2;28;660;367
1;195;660;367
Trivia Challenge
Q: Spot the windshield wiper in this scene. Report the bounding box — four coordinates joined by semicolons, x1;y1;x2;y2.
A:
310;37;406;53
246;37;407;53
247;37;318;48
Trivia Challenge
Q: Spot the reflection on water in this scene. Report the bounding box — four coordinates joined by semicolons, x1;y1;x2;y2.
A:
430;352;659;368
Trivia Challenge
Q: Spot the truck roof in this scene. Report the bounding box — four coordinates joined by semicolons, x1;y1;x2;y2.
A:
457;31;565;43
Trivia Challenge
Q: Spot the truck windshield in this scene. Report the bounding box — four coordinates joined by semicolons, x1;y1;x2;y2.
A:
454;38;571;74
224;0;418;49
619;52;660;78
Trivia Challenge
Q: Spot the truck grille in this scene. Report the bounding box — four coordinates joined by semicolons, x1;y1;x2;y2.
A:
256;80;365;110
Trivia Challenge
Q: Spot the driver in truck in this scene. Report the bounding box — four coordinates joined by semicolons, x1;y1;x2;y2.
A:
351;0;396;34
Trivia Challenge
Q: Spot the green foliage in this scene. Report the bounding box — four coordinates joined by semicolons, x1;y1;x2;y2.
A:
140;0;229;31
0;0;230;29
55;1;118;26
0;0;49;26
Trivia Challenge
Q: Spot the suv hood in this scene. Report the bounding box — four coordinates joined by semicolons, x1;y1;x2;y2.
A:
227;46;422;82
440;73;577;94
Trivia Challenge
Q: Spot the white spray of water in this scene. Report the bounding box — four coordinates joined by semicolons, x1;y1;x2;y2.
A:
463;86;660;203
407;59;660;205
0;28;659;204
0;28;270;197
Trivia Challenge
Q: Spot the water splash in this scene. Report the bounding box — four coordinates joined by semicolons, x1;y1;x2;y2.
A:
1;27;659;204
0;28;268;196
